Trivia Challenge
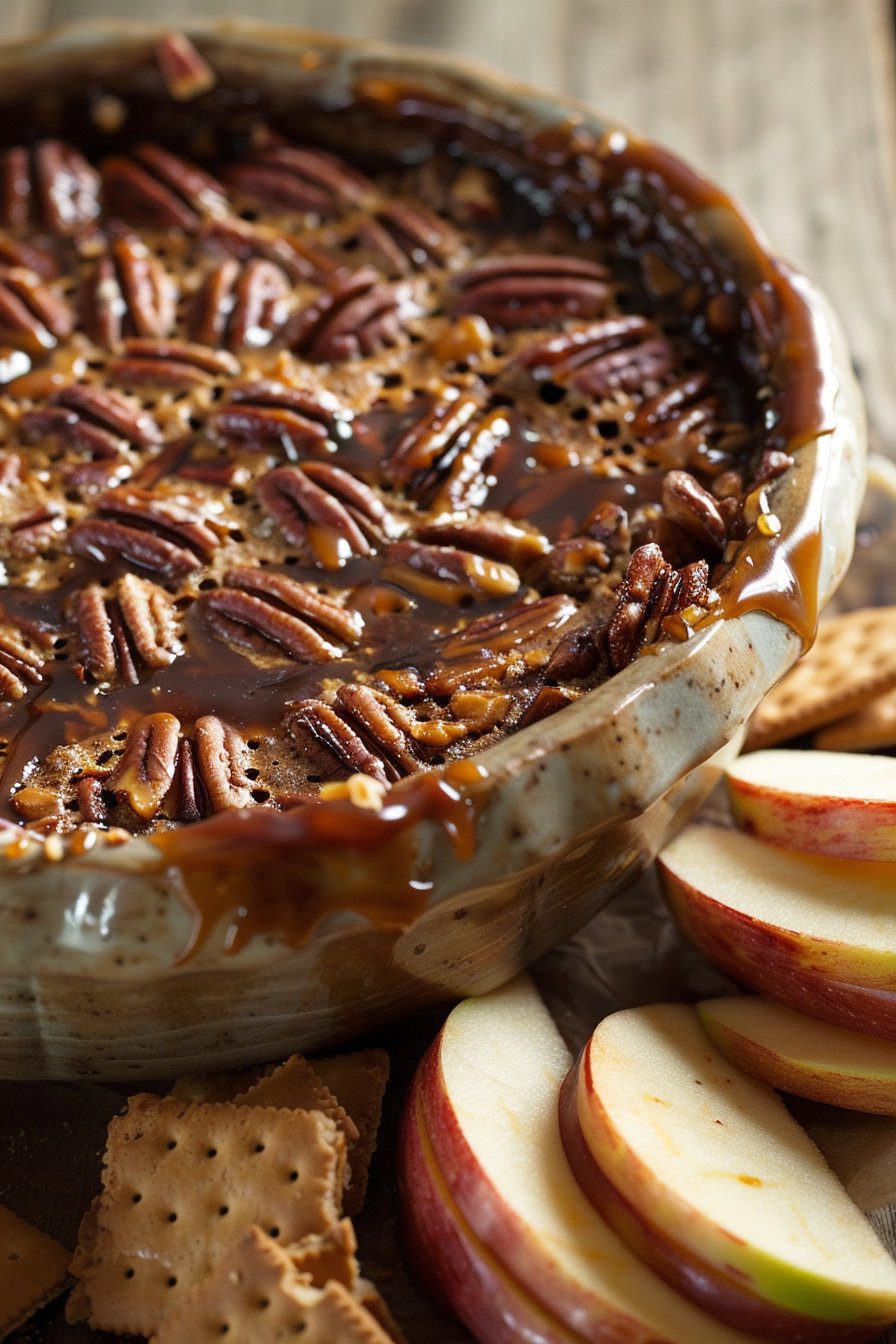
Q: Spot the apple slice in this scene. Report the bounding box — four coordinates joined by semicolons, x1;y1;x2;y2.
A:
562;1002;896;1342
698;996;896;1114
726;749;896;861
408;974;769;1344
400;1069;584;1344
658;823;896;1037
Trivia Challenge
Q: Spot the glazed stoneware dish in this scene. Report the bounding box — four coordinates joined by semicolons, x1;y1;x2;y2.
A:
0;22;864;1079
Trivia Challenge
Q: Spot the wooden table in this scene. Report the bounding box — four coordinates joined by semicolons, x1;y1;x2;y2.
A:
1;4;895;1343
3;0;895;452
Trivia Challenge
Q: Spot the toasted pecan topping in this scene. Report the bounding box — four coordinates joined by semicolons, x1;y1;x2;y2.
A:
189;257;292;352
73;574;179;685
102;143;229;230
0;90;768;835
518;315;674;397
0;267;72;354
225;144;374;215
209;381;345;451
107;336;240;389
288;266;403;363
0;139;100;234
257;463;398;568
82;232;177;345
358;201;460;276
454;254;612;329
198;567;360;664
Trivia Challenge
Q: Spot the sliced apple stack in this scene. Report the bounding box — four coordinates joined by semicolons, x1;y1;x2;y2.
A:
698;996;896;1114
726;749;896;861
658;823;896;1038
399;975;775;1344
559;1002;896;1341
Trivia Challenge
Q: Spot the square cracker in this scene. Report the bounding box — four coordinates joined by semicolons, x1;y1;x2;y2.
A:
312;1051;390;1215
815;686;896;751
745;607;896;751
152;1225;395;1344
0;1205;69;1341
68;1094;345;1337
234;1055;359;1146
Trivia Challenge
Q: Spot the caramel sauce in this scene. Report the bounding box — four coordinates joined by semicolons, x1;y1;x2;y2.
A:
0;67;842;956
151;767;478;958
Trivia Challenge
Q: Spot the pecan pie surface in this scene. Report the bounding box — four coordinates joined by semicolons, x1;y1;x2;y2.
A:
0;89;781;838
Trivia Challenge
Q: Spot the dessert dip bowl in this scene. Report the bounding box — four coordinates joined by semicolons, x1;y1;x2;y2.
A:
0;21;865;1079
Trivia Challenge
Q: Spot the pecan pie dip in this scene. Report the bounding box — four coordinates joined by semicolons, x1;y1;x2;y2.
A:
0;49;819;846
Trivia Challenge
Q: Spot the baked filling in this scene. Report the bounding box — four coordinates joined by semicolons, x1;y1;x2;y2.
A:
0;61;796;838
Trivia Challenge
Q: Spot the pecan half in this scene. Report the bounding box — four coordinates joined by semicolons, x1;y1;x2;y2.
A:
107;337;240;389
156;32;216;101
256;462;399;568
287;684;422;785
0;139;100;234
384;389;481;490
82;232;177;345
415;514;550;570
189;257;291;351
198;566;361;663
426;593;578;695
0;239;59;280
20;384;162;458
0;267;72;353
662;470;727;552
517;315;674;397
200;215;337;285
7;503;65;556
289;267;402;362
384;392;511;511
208;381;345;453
629;371;720;446
606;544;712;669
454;254;612;329
0;617;50;702
358;201;459;276
101;143;229;230
192;715;252;812
73;574;179;684
108;711;181;819
69;486;220;579
382;539;521;605
225;144;373;215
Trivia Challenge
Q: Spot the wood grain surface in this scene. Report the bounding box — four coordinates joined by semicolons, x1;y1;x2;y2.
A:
8;0;892;451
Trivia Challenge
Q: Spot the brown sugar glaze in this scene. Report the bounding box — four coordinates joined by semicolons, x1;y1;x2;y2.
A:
0;58;834;951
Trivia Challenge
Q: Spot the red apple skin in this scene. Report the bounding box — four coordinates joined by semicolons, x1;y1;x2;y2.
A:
559;1061;882;1344
726;779;896;863
398;1071;579;1344
416;1030;660;1343
660;865;896;1039
698;1008;896;1115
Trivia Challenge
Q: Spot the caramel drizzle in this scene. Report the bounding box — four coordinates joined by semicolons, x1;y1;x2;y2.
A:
151;767;478;959
0;76;844;960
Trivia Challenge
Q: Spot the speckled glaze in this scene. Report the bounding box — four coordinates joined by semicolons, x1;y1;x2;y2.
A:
0;21;866;1079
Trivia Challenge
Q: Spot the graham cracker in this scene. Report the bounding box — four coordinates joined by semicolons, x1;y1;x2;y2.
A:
0;1205;69;1341
234;1055;360;1146
815;687;896;752
745;607;896;751
67;1094;345;1338
151;1226;395;1344
311;1051;390;1215
288;1217;359;1289
171;1066;267;1104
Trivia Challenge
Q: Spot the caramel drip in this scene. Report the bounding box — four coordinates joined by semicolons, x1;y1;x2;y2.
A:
151;767;478;959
